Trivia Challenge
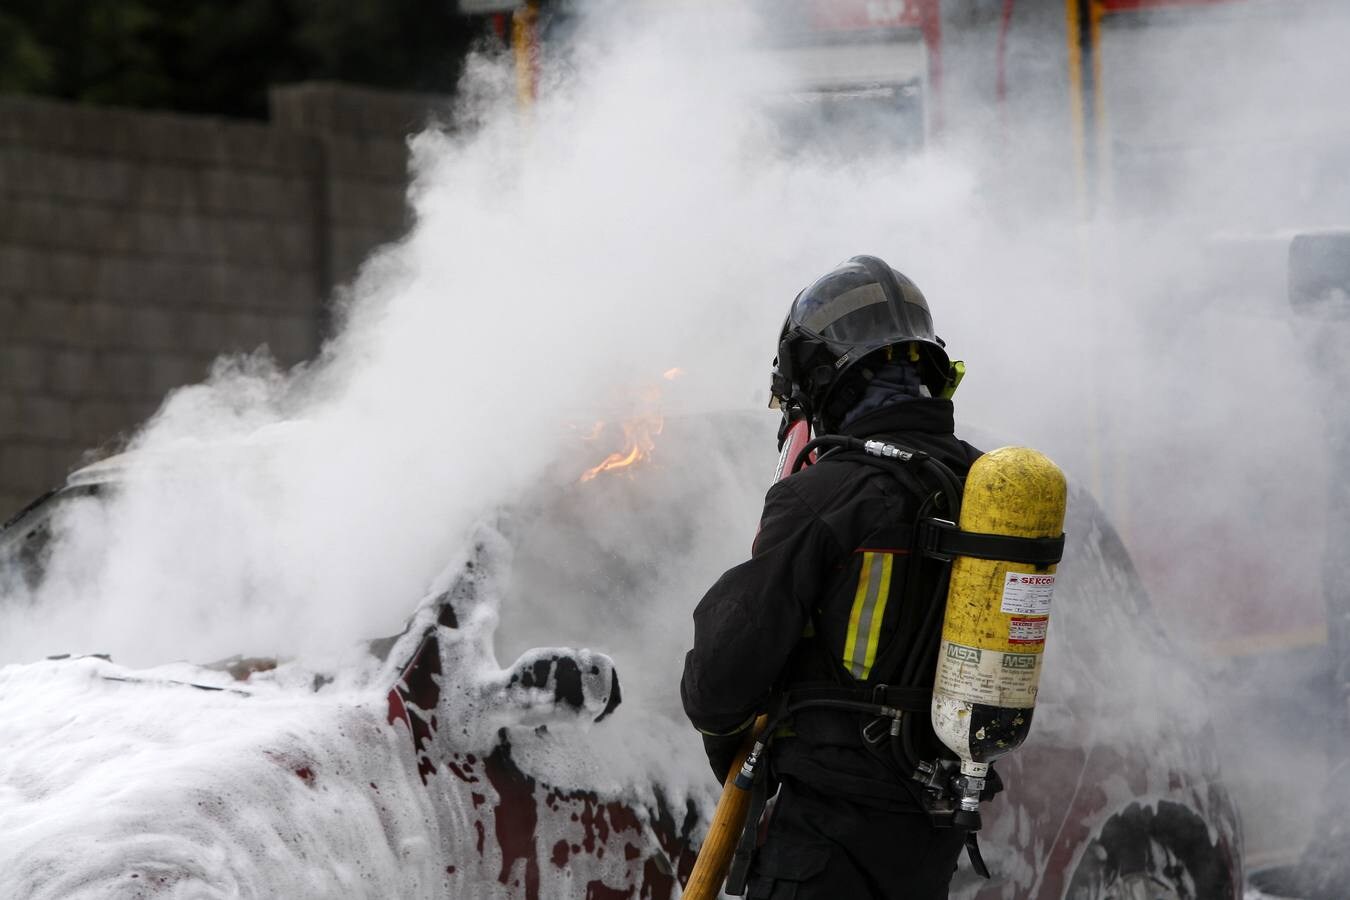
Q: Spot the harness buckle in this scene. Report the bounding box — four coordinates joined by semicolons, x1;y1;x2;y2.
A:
862;684;904;745
862;715;892;745
918;518;957;561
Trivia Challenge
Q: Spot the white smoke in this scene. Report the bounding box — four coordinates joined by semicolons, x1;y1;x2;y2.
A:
1;0;1348;877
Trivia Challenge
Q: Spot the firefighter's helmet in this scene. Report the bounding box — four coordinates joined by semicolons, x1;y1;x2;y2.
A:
770;255;959;432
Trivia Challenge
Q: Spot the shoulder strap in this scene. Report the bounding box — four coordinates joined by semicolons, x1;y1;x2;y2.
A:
862;456;960;689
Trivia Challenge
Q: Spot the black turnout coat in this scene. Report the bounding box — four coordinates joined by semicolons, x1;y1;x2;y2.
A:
680;399;982;812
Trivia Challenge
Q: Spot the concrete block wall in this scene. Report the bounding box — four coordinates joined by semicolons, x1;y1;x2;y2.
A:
0;83;437;519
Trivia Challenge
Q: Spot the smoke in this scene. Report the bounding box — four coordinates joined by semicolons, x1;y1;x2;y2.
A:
2;0;1349;877
0;3;988;673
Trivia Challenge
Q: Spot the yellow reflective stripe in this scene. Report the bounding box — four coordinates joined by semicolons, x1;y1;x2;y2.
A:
860;553;894;678
842;552;897;680
843;552;896;680
842;552;874;673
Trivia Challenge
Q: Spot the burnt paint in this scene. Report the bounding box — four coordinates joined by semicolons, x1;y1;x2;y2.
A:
597;670;622;722
388;628;443;784
446;754;480;783
510;655;586;710
971;742;1242;900
484;737;690;900
647;786;700;890
380;578;699;898
485;732;541;900
585;880;633;900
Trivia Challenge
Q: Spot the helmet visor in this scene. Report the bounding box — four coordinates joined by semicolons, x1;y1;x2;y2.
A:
797;280;937;349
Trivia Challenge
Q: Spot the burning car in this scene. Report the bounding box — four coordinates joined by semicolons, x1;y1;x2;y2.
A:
0;410;1240;898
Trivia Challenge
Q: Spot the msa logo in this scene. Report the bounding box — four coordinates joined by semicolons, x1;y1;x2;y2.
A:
946;644;981;664
1002;654;1037;670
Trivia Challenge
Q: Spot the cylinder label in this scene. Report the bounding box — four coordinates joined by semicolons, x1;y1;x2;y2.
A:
1000;573;1055;616
936;640;1041;707
1008;615;1048;645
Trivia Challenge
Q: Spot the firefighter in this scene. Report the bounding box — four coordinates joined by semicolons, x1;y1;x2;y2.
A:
680;255;984;898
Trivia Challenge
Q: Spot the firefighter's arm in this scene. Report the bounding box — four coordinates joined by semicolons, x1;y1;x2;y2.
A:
680;479;841;752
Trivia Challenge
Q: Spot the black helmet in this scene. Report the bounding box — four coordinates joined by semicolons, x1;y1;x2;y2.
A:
769;255;959;432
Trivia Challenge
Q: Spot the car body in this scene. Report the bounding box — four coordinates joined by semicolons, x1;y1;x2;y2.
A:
0;412;1240;898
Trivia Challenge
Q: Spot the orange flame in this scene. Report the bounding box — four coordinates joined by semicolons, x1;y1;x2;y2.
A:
578;371;677;482
579;414;664;482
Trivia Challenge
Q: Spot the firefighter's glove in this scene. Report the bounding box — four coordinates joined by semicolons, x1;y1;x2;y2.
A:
702;730;748;783
980;765;1004;801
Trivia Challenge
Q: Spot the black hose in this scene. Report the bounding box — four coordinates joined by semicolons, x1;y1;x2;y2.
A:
792;435;860;473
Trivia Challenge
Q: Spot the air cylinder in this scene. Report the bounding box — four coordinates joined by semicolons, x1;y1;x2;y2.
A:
930;446;1067;829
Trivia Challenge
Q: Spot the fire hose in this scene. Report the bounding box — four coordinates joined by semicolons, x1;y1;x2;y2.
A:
681;415;812;899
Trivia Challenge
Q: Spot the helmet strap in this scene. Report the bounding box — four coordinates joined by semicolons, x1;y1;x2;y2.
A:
938;360;966;400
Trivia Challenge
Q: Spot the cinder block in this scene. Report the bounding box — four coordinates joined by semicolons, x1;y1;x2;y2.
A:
0;440;51;493
0;245;31;291
0;345;46;391
148;354;207;393
96;256;216;307
0;147;134;206
12;394;73;441
0;294;75;343
71;397;156;448
45;349;95;397
269;82;447;138
0;491;26;521
141;211;218;260
45;341;162;396
71;157;137;205
133;164;199;212
96;351;155;398
0;393;17;438
222;310;273;352
184;309;236;354
216;262;319;313
98;107;230;168
324;135;409;181
0;197;61;248
45;444;85;486
125;305;186;351
268;314;318;364
217;219;315;267
81;302;135;349
328;224;401;287
198;168;312;218
0;246;98;296
216;125;312;174
327;178;409;229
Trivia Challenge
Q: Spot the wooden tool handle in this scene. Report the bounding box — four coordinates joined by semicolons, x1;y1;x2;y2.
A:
681;714;768;900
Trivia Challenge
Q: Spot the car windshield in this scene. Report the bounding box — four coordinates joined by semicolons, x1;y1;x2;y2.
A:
0;483;106;594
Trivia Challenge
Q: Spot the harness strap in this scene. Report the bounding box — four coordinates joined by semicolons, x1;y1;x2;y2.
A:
965;833;991;878
918;519;1065;567
724;760;770;895
785;682;930;713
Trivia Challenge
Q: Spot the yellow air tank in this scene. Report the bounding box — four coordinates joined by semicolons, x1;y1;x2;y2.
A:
930;446;1067;829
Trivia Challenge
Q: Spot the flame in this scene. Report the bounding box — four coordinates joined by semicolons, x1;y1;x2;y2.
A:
579;414;664;482
577;370;678;482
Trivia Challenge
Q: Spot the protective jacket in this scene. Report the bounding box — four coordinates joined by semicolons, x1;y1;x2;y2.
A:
680;398;982;810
